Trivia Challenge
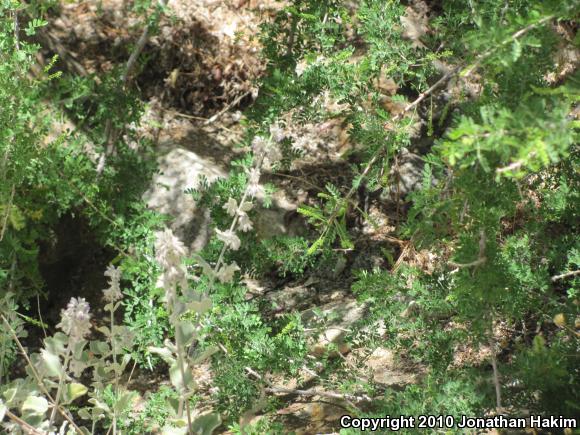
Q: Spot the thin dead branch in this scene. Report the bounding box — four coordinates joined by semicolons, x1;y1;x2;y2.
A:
449;257;487;269
552;269;580;282
449;229;487;269
496;152;537;174
13;9;20;50
5;409;44;435
264;386;371;404
204;90;251;125
245;367;371;406
490;332;503;410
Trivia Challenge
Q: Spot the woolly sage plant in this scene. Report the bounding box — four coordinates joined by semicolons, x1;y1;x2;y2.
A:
148;229;220;435
0;266;136;434
146;132;283;433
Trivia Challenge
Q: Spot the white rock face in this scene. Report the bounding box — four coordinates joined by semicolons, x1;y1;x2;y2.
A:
364;347;418;387
143;147;225;251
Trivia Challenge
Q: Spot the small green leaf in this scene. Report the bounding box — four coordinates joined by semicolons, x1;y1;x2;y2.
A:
78;408;92;420
96;326;111;337
307;235;325;255
512;40;522;61
88;398;111;413
66;383;88;402
9;205;25;230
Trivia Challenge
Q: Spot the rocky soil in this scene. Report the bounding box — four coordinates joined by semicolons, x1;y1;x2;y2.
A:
35;1;443;433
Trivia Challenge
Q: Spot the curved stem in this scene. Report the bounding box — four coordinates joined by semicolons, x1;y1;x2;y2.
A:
110;308;118;435
174;327;193;434
48;345;72;430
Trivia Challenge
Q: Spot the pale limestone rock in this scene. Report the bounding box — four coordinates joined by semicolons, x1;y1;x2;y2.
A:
365;347;418;387
143;147;225;251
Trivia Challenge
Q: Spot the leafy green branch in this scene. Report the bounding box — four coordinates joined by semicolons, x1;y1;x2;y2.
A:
302;8;568;254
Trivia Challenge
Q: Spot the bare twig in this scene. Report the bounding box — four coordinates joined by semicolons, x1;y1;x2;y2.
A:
448;257;487;268
496;152;537;174
13;10;20;50
167;110;211;122
552;269;580;282
245;367;370;405
5;409;44;435
265;386;371;404
269;172;324;192
462;15;554;78
285;15;298;59
105;360;139;435
204;91;251;125
36;293;48;339
121;27;150;85
489;333;502;410
123;0;168;86
7;255;16;296
449;229;487;269
392;233;417;273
